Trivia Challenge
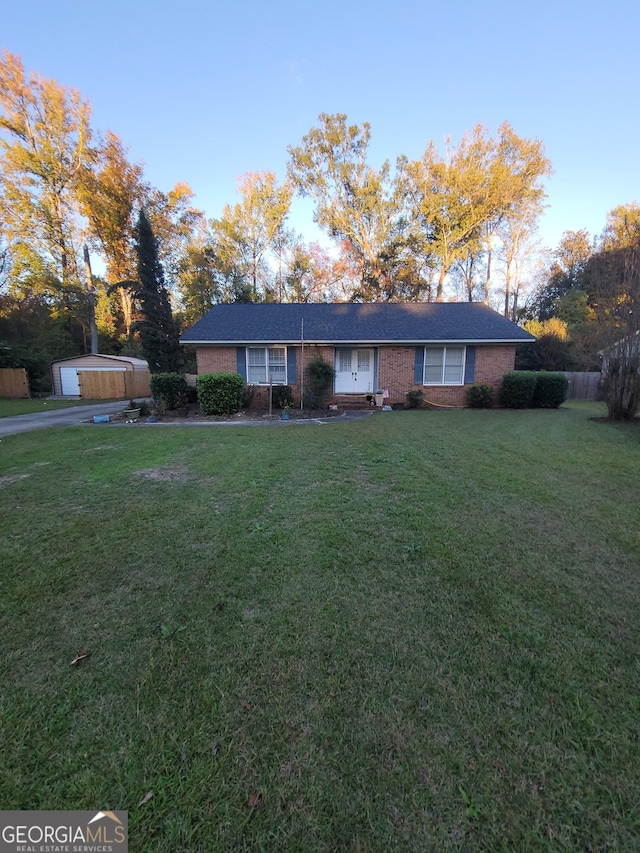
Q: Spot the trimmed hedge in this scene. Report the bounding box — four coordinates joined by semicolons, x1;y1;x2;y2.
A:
150;372;189;410
501;371;568;409
501;372;538;408
532;372;569;409
197;372;244;415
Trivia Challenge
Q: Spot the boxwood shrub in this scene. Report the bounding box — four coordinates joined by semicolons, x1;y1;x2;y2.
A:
272;384;294;409
197;372;244;415
501;371;569;409
405;389;424;409
465;384;494;408
150;372;189;410
500;372;538;408
532;372;569;408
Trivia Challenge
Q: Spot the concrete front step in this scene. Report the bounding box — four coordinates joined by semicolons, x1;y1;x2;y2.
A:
333;396;378;411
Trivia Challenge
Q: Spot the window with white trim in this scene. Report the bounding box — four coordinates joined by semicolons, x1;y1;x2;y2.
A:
424;346;465;385
247;347;287;384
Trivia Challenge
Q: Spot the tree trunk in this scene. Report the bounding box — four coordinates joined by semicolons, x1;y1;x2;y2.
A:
484;244;492;305
436;265;447;302
83;244;99;354
118;287;134;337
504;267;511;318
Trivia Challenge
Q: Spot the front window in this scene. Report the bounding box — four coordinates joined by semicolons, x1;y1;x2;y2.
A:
424;346;465;385
247;347;287;384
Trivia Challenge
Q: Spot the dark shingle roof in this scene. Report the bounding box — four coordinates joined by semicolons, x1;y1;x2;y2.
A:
180;302;535;345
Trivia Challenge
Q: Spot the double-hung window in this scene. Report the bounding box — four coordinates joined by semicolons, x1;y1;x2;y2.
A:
247;347;287;384
424;346;465;385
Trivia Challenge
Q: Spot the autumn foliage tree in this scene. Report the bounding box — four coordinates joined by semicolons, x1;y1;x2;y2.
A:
287;114;551;306
0;51;93;286
584;238;640;419
288;114;419;301
0;51;99;378
211;171;292;301
78;130;145;336
399;122;551;305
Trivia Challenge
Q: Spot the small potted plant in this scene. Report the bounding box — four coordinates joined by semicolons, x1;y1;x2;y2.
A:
123;399;141;420
281;404;291;420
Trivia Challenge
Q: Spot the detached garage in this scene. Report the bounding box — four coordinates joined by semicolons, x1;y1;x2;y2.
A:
51;354;151;399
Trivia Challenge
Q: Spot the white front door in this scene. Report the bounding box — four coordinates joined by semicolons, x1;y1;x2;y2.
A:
60;367;80;395
334;349;374;393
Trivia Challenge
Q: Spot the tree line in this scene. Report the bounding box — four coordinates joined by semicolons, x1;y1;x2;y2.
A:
516;204;640;417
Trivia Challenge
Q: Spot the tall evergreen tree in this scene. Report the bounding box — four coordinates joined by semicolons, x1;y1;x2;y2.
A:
132;208;181;372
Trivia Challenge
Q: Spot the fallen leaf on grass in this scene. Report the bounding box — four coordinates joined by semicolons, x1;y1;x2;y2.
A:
139;790;153;807
248;792;261;808
242;701;251;712
70;649;90;666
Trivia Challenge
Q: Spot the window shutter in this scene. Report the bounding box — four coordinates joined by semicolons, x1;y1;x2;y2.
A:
236;347;247;381
464;346;476;384
287;348;297;385
414;347;425;384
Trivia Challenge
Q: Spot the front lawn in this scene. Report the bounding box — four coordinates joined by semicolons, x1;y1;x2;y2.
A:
1;402;639;851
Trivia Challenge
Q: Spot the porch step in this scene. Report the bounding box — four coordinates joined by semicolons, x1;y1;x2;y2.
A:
333;395;378;411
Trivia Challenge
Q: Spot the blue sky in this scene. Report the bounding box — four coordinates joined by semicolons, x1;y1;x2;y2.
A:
4;0;638;252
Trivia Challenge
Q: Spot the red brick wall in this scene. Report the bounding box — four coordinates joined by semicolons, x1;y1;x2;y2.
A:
195;347;237;375
195;343;516;409
475;345;516;385
380;344;516;407
378;346;467;407
378;347;418;405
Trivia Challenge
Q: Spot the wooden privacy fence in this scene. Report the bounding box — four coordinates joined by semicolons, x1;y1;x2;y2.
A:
77;369;151;399
0;368;30;398
563;372;602;401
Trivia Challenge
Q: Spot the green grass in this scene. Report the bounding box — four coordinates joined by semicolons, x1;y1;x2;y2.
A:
1;402;639;851
0;398;121;417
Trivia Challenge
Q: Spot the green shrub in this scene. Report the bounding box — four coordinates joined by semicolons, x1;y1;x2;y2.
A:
272;384;294;409
465;384;494;408
406;389;424;409
304;356;335;409
501;372;538;408
150;372;188;410
242;383;256;410
197;372;244;415
532;372;569;408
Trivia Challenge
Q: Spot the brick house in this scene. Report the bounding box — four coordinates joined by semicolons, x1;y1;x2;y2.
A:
181;302;534;408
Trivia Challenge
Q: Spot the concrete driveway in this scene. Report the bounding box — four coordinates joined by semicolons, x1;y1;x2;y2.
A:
0;401;129;437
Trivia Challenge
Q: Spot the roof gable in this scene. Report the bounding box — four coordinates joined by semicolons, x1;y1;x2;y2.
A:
51;353;149;368
181;302;535;345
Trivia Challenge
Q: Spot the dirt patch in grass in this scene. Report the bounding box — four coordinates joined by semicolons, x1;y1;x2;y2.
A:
133;465;192;482
0;473;30;488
